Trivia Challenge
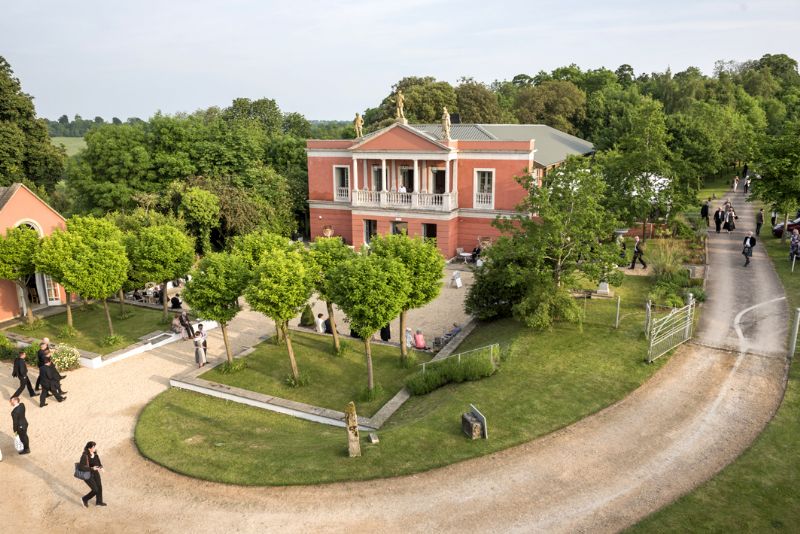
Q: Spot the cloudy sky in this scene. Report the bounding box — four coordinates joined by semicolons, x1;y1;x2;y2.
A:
2;0;799;121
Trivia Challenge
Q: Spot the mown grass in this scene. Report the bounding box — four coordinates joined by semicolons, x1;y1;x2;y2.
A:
200;331;431;417
697;173;737;203
135;275;665;486
10;305;165;355
629;236;800;532
51;136;86;156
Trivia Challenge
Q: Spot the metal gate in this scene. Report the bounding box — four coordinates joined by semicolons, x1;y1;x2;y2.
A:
647;295;695;363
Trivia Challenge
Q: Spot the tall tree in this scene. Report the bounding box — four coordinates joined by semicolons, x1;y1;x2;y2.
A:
35;228;83;328
0;225;40;324
456;78;502;123
329;255;410;392
125;225;195;319
368;234;445;361
364;77;458;128
753;120;800;243
180;186;220;254
184;252;250;363
63;216;129;336
309;236;355;354
514;80;586;134
244;248;317;381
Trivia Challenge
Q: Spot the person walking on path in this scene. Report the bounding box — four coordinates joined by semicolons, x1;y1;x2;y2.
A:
756;209;764;236
629;236;647;270
34;339;49;391
314;313;325;334
742;231;757;267
79;441;106;507
38;358;66;407
12;350;36;399
700;200;710;227
724;207;737;234
743;177;751;195
197;323;208;359
193;331;207;368
713;206;724;233
732;175;739;193
10;397;30;454
771;210;778;227
790;228;800;262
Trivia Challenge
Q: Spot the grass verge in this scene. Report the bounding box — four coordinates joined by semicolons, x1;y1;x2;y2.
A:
136;275;665;486
200;331;431;417
629;236;799;532
51;136;86;156
9;305;165;355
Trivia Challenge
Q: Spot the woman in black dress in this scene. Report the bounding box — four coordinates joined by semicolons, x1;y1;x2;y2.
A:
80;441;106;507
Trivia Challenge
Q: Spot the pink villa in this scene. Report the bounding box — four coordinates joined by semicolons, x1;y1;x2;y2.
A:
0;183;67;323
306;122;594;258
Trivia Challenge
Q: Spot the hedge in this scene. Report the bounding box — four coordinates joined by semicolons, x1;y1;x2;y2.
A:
405;350;497;395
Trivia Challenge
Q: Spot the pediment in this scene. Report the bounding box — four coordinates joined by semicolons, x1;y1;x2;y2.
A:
352;123;449;152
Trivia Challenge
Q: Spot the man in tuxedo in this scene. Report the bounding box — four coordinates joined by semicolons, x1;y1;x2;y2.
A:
34;340;48;391
12;350;36;398
39;358;66;407
10;396;30;454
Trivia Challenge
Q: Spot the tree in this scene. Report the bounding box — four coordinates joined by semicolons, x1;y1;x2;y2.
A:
0;56;65;190
223;97;283;135
35;228;83;328
282;112;312;138
753;120;800;243
183;252;249;363
244;248;316;381
514;80;586;134
309;237;355;354
368;234;445;361
62;216;129;336
0;226;40;324
364;77;458;128
180;186;220;254
470;157;621;329
329;255;410;392
456;78;502;123
126;225;195;319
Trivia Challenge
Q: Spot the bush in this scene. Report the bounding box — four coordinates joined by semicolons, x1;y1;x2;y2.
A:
50;345;81;371
299;304;315;327
217;359;247;374
650;240;686;281
406;351;497;396
18;317;46;331
101;334;125;347
58;325;78;339
284;371;311;388
0;333;16;361
359;384;385;402
688;287;707;302
334;340;350;358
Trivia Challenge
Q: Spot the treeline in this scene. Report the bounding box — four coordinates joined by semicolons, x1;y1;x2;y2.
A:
47;115;143;137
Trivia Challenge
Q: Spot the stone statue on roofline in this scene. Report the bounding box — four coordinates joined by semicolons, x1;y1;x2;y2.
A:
354;112;364;138
395;90;407;123
442;106;451;140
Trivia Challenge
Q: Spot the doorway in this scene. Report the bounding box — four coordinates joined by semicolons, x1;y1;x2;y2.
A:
392;221;408;235
422;223;437;240
433;169;446;194
364;219;378;245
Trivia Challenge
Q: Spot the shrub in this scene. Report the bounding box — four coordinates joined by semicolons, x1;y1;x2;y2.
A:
58;325;78;339
687;287;707;302
650;240;686;281
359;384;385;402
299;304;315;327
284;371;311;388
0;333;16;361
406;350;497;396
50;345;81;371
101;334;125;347
334;339;350;358
217;359;247;374
18;317;46;331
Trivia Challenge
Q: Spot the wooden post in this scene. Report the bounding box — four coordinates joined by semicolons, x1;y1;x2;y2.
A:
345;401;361;458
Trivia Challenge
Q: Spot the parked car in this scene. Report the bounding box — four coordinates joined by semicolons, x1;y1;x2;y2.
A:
772;216;800;238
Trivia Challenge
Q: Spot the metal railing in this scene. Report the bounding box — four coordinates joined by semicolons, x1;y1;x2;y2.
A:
647;295;695;363
420;343;500;373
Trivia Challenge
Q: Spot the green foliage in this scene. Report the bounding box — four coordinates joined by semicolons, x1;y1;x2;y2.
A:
35;227;83;302
455;78;502;123
284;372;311;388
50;345;81;371
17;317;46;331
180;186;219;253
125;224;194;288
217;359;247;374
364;76;458;128
0;332;15;360
0;56;65;189
0;225;40;286
687;287;706;302
245;248;317;326
514;284;582;330
309;236;355;302
334;339;350;358
359;384;385;402
231;230;294;270
649;240;687;279
58;325;78;339
299;304;315;327
184;252;249;327
514;80;586;135
752;120;800;237
101;334;125;347
405;351;497;396
61;216;129;301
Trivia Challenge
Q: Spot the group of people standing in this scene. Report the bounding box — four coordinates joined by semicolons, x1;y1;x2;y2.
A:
171;311;208;367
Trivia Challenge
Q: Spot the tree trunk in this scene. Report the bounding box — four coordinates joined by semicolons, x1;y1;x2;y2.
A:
641;216;648;243
17;281;34;325
102;298;114;337
282;322;300;380
781;212;790;244
399;310;408;361
326;300;340;354
118;288;126;316
162;279;170;320
364;337;374;391
275;320;284;343
65;292;73;328
221;323;233;364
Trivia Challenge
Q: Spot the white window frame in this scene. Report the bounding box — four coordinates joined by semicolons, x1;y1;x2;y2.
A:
398;166;414;191
332;165;350;202
473;168;496;210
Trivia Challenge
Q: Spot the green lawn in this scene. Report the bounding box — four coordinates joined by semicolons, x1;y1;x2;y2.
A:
51;136;86;156
135;275;665;486
200;331;431;417
629;236;800;532
697;174;736;203
10;305;166;355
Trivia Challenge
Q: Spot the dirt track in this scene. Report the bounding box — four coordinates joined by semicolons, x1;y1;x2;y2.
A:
0;191;789;533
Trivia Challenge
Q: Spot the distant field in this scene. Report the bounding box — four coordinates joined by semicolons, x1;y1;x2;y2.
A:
51;136;86;156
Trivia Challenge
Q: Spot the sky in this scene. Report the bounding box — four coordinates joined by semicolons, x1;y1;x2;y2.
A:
2;0;799;121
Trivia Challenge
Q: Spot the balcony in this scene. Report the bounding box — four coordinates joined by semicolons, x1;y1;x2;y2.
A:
351;190;458;212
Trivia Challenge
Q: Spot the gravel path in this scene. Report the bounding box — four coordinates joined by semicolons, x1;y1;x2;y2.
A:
0;198;789;533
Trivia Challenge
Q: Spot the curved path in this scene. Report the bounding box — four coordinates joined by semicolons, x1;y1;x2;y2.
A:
1;191;790;533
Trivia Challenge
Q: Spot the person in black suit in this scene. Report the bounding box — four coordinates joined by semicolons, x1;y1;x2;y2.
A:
10;396;30;454
79;441;106;507
34;341;48;391
39;358;66;407
12;350;36;398
629;236;647;269
742;231;757;267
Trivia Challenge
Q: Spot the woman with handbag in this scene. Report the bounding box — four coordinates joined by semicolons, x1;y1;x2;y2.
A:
79;441;106;507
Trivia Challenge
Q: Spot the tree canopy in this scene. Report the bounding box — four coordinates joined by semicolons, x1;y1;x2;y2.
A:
0;225;40;323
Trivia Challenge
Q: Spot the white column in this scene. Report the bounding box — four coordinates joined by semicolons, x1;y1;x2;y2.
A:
392;160;398;190
381;159;387;191
444;159;450;194
413;159;420;193
453;157;458;191
352;156;359;191
363;160;368;190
